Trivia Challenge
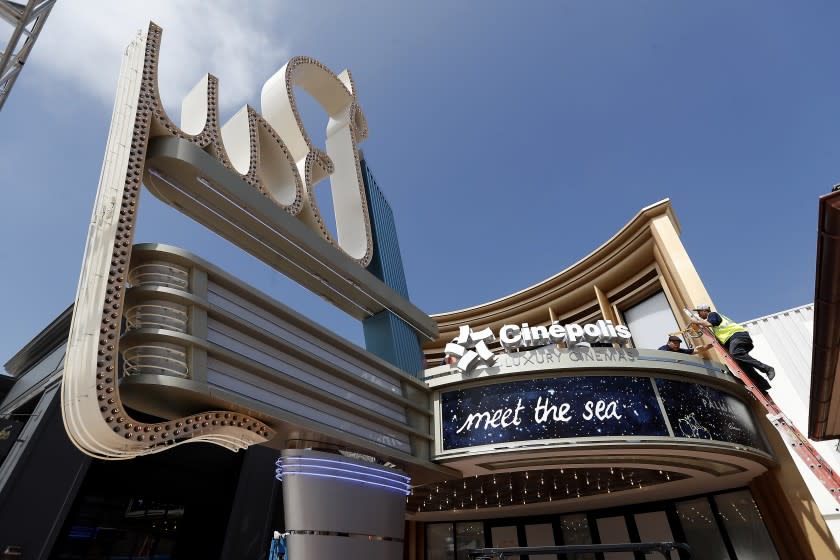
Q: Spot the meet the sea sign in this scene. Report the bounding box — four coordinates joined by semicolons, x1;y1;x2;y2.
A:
441;376;669;450
455;395;622;434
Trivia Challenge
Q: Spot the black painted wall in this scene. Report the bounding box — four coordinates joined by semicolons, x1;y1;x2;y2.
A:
0;390;91;559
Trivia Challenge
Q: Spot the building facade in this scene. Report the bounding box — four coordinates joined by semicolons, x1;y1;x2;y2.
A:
0;200;837;559
1;22;837;560
410;201;839;560
741;304;840;547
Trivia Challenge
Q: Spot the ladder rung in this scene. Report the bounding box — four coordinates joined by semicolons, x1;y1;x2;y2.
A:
684;319;840;505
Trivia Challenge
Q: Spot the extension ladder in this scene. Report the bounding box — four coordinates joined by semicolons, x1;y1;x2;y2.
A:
683;308;840;504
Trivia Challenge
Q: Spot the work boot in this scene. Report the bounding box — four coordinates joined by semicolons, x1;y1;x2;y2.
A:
765;367;776;381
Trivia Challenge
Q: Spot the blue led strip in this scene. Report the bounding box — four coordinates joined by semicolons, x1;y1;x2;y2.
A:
283;457;410;483
275;457;411;495
282;456;411;481
283;464;407;488
280;471;410;495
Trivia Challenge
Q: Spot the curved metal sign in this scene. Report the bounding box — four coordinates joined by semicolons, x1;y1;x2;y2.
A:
62;22;381;459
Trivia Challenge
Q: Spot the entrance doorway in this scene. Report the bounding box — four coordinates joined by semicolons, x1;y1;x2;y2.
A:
427;488;779;560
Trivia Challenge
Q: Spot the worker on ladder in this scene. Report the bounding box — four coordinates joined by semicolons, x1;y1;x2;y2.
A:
688;304;776;391
659;334;712;355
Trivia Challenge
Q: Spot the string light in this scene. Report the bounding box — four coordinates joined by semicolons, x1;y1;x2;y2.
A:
405;467;683;512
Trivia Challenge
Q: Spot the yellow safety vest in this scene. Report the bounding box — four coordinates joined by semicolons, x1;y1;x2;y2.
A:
711;314;747;344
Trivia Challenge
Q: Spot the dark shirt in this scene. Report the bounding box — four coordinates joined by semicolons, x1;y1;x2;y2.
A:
707;312;722;326
658;345;693;355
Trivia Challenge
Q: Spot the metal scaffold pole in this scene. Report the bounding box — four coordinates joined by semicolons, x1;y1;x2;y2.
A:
0;0;57;111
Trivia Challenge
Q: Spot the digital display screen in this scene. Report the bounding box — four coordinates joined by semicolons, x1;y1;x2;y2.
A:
441;376;668;450
440;375;764;452
656;378;765;450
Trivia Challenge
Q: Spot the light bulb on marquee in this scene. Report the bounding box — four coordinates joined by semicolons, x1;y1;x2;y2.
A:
59;21;440;460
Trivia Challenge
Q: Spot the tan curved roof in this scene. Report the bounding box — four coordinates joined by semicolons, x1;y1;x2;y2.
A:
425;199;711;354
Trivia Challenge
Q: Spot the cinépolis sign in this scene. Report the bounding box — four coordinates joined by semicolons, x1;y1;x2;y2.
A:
439;376;765;452
445;320;632;372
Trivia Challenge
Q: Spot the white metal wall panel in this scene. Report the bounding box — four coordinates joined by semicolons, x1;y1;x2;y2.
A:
207;359;412;454
208;283;404;395
742;304;840;546
206;319;407;423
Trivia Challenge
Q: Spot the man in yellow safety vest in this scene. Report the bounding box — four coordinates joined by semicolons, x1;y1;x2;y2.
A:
690;304;775;391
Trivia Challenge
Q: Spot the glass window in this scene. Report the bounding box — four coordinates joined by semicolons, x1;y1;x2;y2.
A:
50;441;241;559
491;526;520;559
455;522;485;560
524;523;556;560
595;516;634;560
427;523;455;560
713;490;779;560
675;497;730;559
634;511;678;560
622;291;681;351
559;514;595;560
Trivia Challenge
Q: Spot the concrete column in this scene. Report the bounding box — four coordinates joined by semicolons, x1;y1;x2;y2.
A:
649;214;714;312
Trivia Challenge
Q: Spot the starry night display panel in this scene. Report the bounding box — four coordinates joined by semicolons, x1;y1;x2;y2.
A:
440;376;669;451
655;379;765;450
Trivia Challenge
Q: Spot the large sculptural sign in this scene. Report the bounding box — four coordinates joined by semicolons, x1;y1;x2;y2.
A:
61;22;392;459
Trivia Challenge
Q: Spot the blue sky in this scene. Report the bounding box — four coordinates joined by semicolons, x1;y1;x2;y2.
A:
1;1;838;364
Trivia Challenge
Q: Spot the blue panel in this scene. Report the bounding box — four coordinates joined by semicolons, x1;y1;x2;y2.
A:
656;379;765;450
361;160;409;296
360;159;424;375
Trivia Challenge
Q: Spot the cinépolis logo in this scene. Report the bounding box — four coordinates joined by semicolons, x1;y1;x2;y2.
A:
444;320;632;372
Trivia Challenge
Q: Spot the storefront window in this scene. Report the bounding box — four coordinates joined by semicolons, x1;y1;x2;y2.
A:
490;526;520;559
427;523;454;560
713;490;779;560
524;523;556;559
50;494;180;559
50;441;241;559
622;291;680;350
424;488;779;559
675;497;730;559
595;516;633;560
456;522;485;560
558;514;594;560
633;511;678;560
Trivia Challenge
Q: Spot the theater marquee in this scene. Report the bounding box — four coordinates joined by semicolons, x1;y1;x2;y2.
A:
434;349;766;456
61;23;436;460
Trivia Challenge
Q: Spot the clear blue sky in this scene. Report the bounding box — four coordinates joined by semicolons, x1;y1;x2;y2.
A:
1;1;838;364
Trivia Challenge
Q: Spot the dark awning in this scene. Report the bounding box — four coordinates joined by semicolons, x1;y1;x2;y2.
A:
810;188;840;440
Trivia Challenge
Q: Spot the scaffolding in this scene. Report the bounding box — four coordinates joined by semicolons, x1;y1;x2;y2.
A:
0;0;57;110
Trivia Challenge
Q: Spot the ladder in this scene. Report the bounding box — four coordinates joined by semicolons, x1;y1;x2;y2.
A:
683;308;840;504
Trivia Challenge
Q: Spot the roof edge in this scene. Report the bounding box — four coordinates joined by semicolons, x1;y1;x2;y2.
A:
432;199;674;319
809;189;840;440
4;304;73;377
